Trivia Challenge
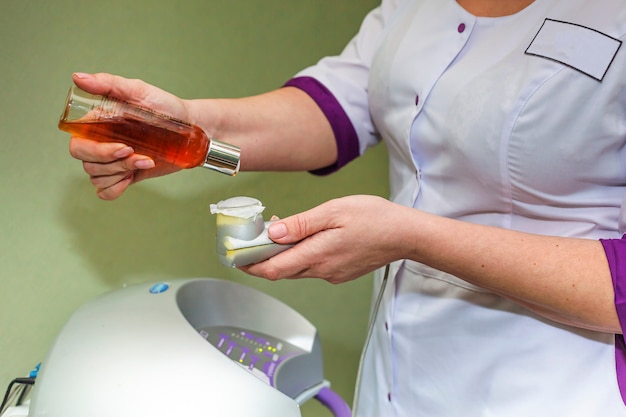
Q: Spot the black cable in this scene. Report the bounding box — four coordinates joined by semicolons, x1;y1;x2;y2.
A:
0;378;35;415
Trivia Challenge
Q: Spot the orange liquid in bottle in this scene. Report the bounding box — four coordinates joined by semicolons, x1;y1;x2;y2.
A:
58;115;210;169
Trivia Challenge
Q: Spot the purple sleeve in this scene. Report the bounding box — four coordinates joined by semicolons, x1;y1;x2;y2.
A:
283;76;361;175
600;235;626;405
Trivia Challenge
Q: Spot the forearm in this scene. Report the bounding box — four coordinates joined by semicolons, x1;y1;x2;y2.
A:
396;208;620;333
188;87;338;172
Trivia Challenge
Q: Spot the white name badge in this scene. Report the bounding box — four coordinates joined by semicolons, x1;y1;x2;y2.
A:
526;18;622;81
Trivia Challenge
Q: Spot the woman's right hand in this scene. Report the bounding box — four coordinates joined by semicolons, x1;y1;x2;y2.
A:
66;72;190;200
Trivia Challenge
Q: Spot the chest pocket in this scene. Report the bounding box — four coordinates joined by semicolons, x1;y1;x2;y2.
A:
525;18;622;82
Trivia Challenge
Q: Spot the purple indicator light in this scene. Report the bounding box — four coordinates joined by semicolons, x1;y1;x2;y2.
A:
226;341;237;356
217;336;228;349
239;347;251;362
249;355;260;370
263;361;277;378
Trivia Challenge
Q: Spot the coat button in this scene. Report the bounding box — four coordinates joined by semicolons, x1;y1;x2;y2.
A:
458;22;466;33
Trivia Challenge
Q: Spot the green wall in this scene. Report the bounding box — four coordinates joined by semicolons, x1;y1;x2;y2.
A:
0;1;388;415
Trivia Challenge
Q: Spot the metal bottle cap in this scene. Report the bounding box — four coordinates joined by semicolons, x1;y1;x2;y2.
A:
202;139;241;176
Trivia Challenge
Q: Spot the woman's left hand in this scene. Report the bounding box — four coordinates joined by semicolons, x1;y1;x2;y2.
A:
240;195;404;283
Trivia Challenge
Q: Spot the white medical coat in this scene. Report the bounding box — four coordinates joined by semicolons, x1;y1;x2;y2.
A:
295;0;626;415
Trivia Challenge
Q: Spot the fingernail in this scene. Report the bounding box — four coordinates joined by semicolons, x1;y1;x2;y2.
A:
268;222;287;239
135;159;155;169
113;146;133;158
73;72;93;79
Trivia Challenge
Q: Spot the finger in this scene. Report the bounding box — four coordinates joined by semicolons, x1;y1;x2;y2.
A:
89;171;132;190
240;247;310;281
267;204;335;245
69;137;132;163
72;72;151;104
95;173;134;201
71;72;185;117
82;155;155;177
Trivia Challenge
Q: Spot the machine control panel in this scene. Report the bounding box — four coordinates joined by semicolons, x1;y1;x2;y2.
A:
198;326;305;387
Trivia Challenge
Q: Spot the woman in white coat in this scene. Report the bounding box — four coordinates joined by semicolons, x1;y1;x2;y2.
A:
65;0;626;415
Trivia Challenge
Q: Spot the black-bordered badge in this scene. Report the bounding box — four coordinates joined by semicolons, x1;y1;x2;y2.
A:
526;18;622;81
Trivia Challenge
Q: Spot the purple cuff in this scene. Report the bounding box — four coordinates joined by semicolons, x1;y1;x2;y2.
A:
283;76;360;175
600;235;626;405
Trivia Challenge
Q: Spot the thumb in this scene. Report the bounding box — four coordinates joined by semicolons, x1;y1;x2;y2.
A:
268;209;327;244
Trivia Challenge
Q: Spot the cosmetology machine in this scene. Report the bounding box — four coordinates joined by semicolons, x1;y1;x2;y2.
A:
1;278;351;417
1;198;354;417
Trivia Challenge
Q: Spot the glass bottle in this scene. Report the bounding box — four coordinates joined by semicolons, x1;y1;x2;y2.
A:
58;85;240;175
